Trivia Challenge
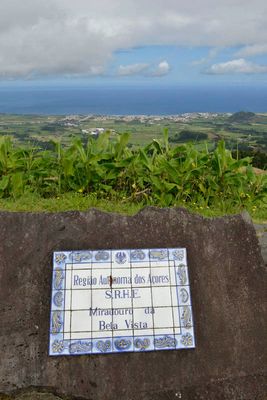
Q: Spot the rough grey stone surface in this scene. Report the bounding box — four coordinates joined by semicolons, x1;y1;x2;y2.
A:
254;223;267;265
0;208;266;400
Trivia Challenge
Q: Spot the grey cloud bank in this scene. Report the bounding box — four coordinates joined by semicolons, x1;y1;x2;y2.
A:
117;61;170;77
0;0;266;78
117;63;150;76
206;59;267;75
235;44;267;58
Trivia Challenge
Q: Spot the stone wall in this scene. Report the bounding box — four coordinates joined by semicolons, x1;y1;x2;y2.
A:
0;208;266;400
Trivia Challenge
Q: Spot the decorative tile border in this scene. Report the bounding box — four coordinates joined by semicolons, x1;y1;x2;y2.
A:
49;248;195;356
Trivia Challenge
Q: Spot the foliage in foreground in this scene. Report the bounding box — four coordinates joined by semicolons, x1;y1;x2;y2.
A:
0;192;266;222
0;132;266;218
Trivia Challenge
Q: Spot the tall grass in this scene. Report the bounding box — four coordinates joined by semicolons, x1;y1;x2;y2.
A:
0;132;266;216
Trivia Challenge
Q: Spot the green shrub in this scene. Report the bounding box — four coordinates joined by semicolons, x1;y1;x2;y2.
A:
0;132;266;217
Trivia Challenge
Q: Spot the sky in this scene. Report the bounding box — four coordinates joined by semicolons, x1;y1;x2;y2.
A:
0;0;267;87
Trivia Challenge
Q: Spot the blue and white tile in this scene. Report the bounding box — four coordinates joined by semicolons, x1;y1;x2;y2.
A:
111;249;130;268
92;330;113;339
92;337;112;353
51;290;64;310
52;268;65;290
92;250;111;264
153;307;173;329
170;286;180;307
69;339;92;355
172;306;181;328
111;268;132;288
130;248;149;263
91;289;112;309
91;261;111;270
71;289;91;310
92;312;113;333
133;307;153;331
71;269;97;290
64;270;72;290
112;335;134;352
112;293;133;309
175;264;188;286
71;262;92;271
149;248;169;262
177;286;191;306
131;268;150;287
153;334;177;350
91;269;112;289
133;328;154;337
71;332;92;340
53;252;68;266
63;332;71;340
130;260;150;269
63;310;71;335
71;310;91;332
180;305;193;329
49;337;70;356
169;248;186;263
169;264;177;286
133;335;154;352
64;290;72;310
65;262;73;271
70;250;93;264
178;327;195;349
173;326;182;335
132;287;152;308
50;310;64;334
152;286;172;307
150;260;170;269
50;246;195;356
112;312;133;331
148;266;170;286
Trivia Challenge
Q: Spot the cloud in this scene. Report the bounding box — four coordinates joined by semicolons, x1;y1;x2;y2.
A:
191;48;219;66
151;61;170;76
235;44;267;57
206;58;267;74
117;63;149;76
0;0;267;78
117;61;170;77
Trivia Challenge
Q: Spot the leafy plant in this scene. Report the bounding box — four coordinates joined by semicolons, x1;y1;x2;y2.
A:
0;133;265;219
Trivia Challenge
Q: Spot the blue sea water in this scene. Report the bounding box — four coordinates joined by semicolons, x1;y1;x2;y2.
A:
0;85;266;115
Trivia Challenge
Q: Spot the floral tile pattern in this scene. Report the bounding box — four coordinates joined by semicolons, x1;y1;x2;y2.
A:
49;248;195;355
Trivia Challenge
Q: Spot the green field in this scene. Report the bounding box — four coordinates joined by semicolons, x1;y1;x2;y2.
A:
1;112;267;156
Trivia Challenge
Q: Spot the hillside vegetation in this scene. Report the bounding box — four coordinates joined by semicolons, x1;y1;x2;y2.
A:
228;111;256;123
0;132;266;219
1;113;267;158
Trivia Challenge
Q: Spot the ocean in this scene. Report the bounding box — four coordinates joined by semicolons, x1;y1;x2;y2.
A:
0;85;266;115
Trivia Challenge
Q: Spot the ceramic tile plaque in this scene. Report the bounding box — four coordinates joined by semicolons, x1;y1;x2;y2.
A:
49;248;195;355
